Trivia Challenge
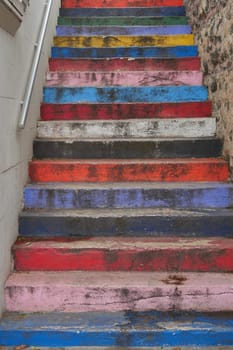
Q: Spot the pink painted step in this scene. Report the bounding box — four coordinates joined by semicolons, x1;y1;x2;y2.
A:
13;237;233;272
5;271;233;312
49;57;201;72
46;71;203;87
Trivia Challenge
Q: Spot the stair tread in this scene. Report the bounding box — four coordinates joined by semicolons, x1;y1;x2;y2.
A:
30;158;226;163
13;236;233;250
6;270;233;287
25;181;233;189
20;207;233;217
34;136;218;141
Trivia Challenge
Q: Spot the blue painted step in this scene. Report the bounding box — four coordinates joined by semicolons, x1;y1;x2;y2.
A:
56;25;192;36
19;208;233;238
43;86;208;103
60;7;186;17
1;311;233;347
24;183;233;210
52;46;198;58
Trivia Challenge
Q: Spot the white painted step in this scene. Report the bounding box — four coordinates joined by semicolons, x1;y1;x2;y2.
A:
37;118;216;139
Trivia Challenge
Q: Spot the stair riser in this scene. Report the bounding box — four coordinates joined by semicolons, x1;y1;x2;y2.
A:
29;160;229;183
56;25;192;36
2;311;233;347
49;57;201;72
23;185;233;210
33;139;221;159
46;71;202;87
19;213;233;238
5;273;233;313
58;16;189;26
59;8;186;17
41;102;212;120
14;239;233;272
54;35;194;48
43;86;208;103
52;46;198;58
61;0;184;7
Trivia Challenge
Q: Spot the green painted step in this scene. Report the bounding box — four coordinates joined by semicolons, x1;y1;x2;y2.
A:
58;16;189;26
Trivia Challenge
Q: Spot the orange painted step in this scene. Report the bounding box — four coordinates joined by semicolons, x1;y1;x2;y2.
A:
29;159;229;183
41;102;212;121
13;237;233;272
61;0;184;8
49;57;201;72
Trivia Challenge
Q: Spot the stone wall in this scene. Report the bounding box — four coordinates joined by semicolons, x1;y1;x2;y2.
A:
184;0;233;174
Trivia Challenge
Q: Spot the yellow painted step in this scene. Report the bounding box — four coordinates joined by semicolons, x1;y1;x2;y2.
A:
54;34;194;48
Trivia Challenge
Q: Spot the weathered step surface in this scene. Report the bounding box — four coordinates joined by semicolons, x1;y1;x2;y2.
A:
23;182;233;210
56;25;192;36
52;45;198;58
37;119;214;139
61;0;184;7
58;16;189;26
60;7;186;17
49;57;201;71
29;159;229;183
43;86;208;103
41;101;211;120
2;311;233;347
46;71;202;87
13;237;233;272
19;207;233;238
5;271;233;312
53;35;194;48
33;138;221;159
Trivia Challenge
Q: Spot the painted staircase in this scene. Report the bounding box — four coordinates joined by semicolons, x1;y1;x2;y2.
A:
1;0;233;346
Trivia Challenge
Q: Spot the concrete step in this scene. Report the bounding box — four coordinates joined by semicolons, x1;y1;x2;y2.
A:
13;237;233;272
23;182;233;210
19;207;233;238
58;16;189;26
56;25;192;36
5;271;233;312
52;45;198;58
53;34;194;48
41;101;211;121
36;119;214;139
45;70;202;87
43;86;208;103
33;137;221;159
49;57;201;71
28;158;229;183
2;311;233;347
59;7;186;17
61;0;184;7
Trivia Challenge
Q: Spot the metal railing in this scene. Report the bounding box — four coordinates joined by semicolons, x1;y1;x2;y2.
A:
18;0;53;129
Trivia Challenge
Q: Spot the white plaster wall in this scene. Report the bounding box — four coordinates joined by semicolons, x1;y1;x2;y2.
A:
0;0;60;316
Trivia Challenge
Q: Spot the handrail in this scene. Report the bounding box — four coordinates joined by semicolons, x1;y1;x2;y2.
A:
18;0;53;129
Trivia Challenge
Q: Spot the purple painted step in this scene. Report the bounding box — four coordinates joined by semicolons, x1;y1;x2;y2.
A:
56;25;192;36
23;182;233;210
5;271;233;312
46;70;203;87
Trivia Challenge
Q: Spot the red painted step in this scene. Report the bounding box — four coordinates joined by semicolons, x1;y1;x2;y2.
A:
29;159;229;183
61;0;184;8
13;237;233;272
49;58;201;72
41;102;212;121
